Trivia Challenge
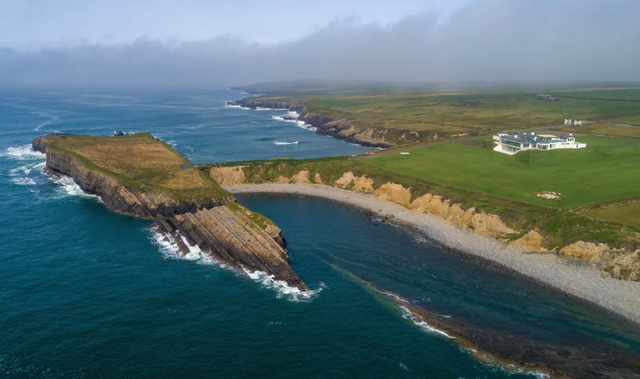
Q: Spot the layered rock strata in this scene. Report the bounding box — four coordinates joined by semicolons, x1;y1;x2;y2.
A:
155;206;308;290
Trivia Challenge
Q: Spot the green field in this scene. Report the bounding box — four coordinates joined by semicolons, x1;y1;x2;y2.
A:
367;137;640;208
605;115;640;124
584;201;640;229
252;91;640;146
568;124;640;139
553;89;640;101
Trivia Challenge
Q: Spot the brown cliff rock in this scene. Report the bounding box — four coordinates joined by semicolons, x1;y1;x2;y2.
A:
291;170;311;185
511;230;549;252
374;183;412;207
210;166;246;186
559;241;612;262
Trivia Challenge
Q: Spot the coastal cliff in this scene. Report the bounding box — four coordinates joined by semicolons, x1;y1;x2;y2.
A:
33;134;308;290
232;98;393;148
208;164;640;282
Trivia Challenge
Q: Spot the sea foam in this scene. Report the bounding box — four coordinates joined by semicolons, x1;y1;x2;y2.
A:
149;226;323;302
271;112;317;131
224;102;250;110
50;175;101;200
1;145;45;161
399;305;455;339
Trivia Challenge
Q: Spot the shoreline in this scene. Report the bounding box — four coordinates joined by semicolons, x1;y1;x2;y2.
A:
229;98;393;149
225;183;640;326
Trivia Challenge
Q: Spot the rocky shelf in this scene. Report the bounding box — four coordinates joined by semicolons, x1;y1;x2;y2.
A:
155;206;308;290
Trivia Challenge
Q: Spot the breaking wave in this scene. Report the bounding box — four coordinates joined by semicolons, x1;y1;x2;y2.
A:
49;175;101;200
11;177;37;186
255;107;288;111
271;112;317;131
4;146;46;187
148;226;323;301
274;141;299;145
399;305;455;339
225;102;250;110
1;145;45;161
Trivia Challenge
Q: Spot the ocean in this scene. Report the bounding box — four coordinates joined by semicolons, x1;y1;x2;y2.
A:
1;89;639;378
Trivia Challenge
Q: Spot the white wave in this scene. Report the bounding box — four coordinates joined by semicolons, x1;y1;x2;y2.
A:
243;269;323;302
1;145;45;161
482;362;550;379
400;305;455;339
166;140;178;147
148;226;323;301
274;141;299;145
11;177;36;186
271;115;316;131
9;162;45;177
295;120;317;131
50;175;101;200
224;102;251;110
255;107;288;111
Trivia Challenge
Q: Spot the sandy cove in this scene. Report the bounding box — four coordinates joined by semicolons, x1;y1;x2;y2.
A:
225;183;640;325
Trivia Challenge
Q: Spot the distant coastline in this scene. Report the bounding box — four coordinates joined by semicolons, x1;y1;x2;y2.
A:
227;98;393;149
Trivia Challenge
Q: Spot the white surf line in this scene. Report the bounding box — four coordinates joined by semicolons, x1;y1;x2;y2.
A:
148;225;323;302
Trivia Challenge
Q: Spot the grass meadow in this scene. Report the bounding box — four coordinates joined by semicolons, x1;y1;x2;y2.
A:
367;137;640;208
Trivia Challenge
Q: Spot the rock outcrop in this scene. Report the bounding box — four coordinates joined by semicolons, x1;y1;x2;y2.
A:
155;205;308;290
34;135;308;290
232;99;392;148
209;166;246;187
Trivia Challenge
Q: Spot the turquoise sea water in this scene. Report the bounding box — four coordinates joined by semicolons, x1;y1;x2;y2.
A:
1;90;639;378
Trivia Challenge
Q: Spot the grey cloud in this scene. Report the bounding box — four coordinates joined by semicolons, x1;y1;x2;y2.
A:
1;0;639;89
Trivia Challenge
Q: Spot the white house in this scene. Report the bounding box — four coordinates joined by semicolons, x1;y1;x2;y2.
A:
564;119;589;126
493;131;587;155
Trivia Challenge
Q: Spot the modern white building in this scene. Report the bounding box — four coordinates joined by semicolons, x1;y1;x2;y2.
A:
564;119;589;126
493;132;587;155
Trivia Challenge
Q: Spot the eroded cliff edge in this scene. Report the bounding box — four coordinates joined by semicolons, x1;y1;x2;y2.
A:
207;164;640;282
33;134;308;291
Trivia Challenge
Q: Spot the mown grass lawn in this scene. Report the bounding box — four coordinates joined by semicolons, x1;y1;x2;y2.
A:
367;138;640;208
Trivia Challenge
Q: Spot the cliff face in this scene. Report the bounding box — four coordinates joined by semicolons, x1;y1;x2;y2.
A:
33;135;308;290
39;142;231;219
234;99;393;148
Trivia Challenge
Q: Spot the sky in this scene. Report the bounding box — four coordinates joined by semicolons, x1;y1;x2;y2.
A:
0;0;638;88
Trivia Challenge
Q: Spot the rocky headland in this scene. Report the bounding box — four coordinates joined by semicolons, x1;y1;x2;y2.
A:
33;133;309;291
229;98;394;148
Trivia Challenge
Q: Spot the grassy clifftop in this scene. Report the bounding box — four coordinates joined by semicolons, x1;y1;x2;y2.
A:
45;133;232;203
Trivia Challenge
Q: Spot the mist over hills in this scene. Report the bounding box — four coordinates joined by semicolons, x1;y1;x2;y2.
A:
1;0;639;89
